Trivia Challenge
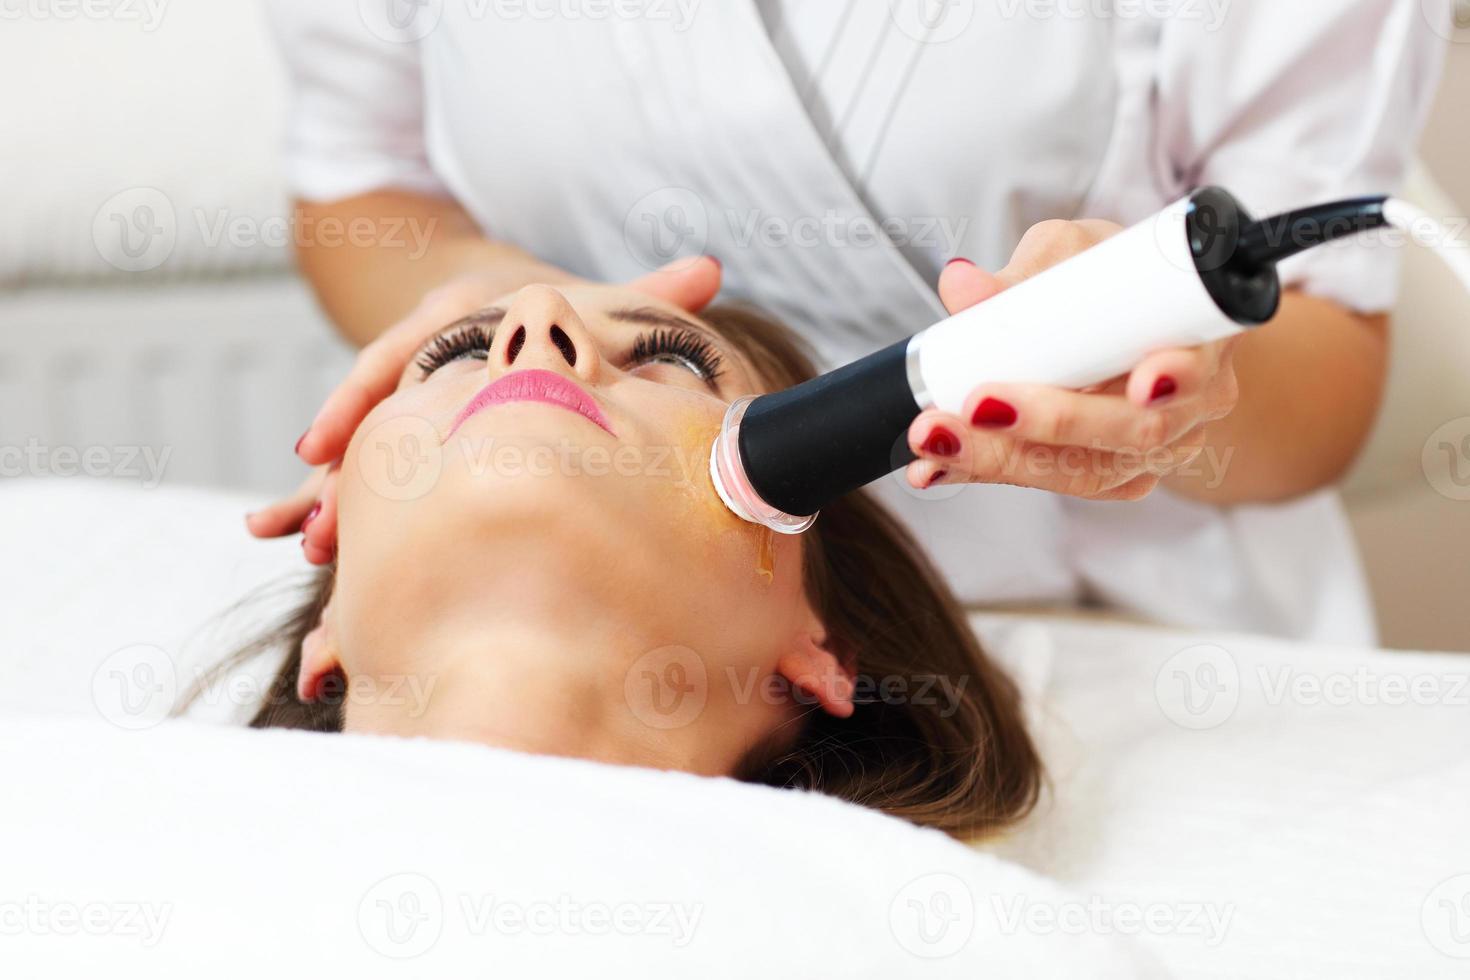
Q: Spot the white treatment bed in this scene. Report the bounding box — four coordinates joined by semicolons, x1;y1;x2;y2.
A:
3;479;1466;978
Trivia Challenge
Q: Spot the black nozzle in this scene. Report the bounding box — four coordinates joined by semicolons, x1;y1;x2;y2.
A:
736;338;920;518
1186;187;1392;326
1184;186;1283;326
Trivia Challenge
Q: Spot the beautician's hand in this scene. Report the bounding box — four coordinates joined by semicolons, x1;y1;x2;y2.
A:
245;256;724;562
906;220;1240;501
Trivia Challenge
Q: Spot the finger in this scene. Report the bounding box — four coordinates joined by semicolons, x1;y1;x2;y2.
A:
998;219;1120;285
302;540;335;566
962;384;1200;455
924;439;1153;498
908;411;974;471
938;259;1008;314
1145;426;1208;476
245;469;327;538
1125;347;1213;408
628;255;723;313
1089;472;1162;503
298;337;419;466
301;465;339;565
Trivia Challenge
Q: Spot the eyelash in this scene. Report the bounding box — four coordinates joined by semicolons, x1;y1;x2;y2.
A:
416;324;725;383
629;328;724;383
416;324;493;377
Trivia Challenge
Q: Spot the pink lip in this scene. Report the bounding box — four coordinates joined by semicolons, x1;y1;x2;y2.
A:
448;369;614;438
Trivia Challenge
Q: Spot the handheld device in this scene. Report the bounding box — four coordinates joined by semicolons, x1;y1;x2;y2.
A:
710;186;1470;533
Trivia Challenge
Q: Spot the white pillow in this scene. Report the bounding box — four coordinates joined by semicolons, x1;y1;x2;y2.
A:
0;1;292;284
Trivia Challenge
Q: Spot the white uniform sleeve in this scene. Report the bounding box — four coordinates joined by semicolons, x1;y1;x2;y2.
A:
263;1;448;202
1153;0;1450;313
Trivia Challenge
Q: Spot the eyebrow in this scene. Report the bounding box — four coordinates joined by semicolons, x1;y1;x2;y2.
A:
442;308;508;333
607;306;708;334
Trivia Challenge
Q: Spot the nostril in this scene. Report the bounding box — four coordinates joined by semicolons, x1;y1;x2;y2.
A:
549;325;577;367
506;326;527;363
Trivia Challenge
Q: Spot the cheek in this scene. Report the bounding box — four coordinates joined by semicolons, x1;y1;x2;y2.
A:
653;404;787;590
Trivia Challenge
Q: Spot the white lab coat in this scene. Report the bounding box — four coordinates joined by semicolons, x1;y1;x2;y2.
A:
267;0;1451;644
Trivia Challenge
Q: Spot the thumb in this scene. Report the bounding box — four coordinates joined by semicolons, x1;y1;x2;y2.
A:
628;255;723;313
938;258;1008;315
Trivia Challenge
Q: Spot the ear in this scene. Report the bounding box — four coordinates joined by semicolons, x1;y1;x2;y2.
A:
296;597;342;703
775;632;856;720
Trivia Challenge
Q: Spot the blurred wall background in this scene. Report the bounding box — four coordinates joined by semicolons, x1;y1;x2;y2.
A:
1421;32;1470;210
1347;29;1470;651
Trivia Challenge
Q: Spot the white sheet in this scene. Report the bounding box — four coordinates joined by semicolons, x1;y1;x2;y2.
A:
4;479;1468;977
975;616;1470;978
0;712;1161;977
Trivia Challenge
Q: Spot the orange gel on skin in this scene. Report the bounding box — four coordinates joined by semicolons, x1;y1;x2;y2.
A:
674;412;777;586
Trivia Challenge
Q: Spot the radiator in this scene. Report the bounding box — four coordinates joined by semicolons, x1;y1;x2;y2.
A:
0;276;354;496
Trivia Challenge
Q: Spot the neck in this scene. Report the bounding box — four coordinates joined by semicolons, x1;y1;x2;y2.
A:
342;617;754;776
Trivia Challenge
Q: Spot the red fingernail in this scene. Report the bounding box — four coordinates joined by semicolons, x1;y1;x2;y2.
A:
1150;377;1178;404
301;501;322;533
294;431;309;456
971;397;1017;429
921;427;962;458
927;469;949;488
945;257;975;269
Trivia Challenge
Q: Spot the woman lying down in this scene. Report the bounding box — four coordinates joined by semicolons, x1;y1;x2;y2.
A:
207;283;1040;840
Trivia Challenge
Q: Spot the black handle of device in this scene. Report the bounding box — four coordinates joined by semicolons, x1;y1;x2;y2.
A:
737;338;921;518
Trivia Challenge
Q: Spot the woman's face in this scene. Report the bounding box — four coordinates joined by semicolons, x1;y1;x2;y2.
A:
319;284;849;771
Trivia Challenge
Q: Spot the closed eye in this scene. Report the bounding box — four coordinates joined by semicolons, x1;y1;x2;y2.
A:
416;309;507;377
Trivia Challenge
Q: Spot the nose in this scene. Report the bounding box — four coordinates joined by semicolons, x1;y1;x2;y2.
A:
488;285;600;383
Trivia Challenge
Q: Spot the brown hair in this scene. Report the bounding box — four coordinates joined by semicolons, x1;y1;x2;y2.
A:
198;304;1041;840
